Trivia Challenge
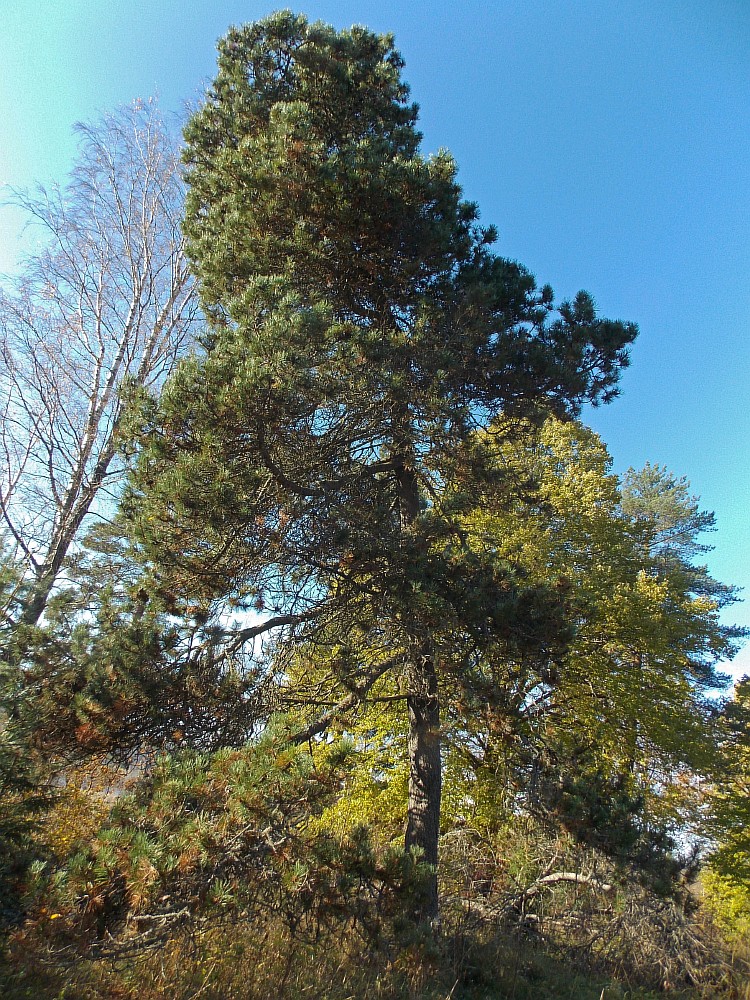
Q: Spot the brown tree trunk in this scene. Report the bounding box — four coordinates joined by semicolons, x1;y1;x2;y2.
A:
405;651;441;924
395;450;442;925
20;575;55;628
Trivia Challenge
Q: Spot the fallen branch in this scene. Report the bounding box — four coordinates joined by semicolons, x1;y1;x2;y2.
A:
522;872;614;900
448;871;615;924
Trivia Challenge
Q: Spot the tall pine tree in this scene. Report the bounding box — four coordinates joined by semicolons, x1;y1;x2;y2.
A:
126;12;636;921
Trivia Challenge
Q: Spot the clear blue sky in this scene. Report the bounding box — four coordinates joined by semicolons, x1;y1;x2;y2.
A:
1;0;748;677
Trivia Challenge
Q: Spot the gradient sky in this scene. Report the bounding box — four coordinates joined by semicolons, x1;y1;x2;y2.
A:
1;0;748;678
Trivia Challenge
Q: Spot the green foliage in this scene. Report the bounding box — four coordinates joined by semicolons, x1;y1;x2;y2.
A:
708;677;750;887
455;420;739;829
1;10;749;990
0;543;55;924
0;724;54;926
540;764;688;895
295;419;741;897
130;11;636;621
701;866;750;948
42;727;424;951
6;816;747;1000
15;522;263;763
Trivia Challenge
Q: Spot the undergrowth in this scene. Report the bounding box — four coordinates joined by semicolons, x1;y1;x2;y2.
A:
2;884;748;1000
2;742;748;999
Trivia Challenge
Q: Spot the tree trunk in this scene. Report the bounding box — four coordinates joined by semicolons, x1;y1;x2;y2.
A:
20;538;74;627
20;577;54;628
395;450;442;925
405;651;441;924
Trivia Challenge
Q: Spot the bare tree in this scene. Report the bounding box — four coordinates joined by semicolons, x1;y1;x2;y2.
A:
0;98;199;625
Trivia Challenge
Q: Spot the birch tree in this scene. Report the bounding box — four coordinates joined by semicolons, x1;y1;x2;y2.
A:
0;99;198;625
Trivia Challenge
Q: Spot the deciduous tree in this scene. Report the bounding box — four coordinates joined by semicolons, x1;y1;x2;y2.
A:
0;99;198;627
449;423;742;874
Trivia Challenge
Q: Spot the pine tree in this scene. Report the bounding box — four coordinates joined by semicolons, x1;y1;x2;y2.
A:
127;12;636;922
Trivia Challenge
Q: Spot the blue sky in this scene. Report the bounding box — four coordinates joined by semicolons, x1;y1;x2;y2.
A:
1;0;748;677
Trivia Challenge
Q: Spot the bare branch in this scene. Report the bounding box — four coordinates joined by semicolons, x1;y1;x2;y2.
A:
288;653;403;745
0;98;200;623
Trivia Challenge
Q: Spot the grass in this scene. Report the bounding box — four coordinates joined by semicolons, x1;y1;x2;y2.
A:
2;907;747;1000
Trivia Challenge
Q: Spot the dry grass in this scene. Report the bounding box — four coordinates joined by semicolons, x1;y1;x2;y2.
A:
3;894;748;1000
